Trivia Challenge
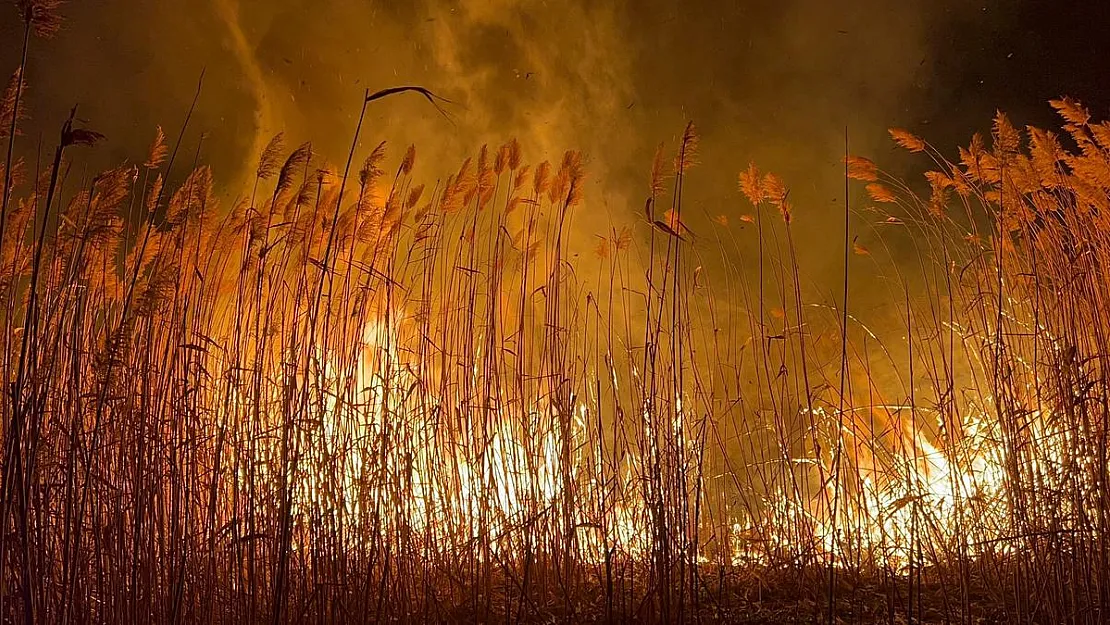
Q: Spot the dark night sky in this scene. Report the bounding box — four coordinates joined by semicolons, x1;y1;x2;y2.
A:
919;0;1110;154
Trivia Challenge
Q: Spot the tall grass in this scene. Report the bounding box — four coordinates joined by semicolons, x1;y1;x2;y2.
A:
3;18;1110;625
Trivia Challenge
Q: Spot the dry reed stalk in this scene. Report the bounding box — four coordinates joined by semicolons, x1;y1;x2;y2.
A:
0;29;1109;623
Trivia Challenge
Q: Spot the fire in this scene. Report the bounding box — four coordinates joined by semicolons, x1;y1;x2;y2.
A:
251;305;1023;577
4;88;1110;621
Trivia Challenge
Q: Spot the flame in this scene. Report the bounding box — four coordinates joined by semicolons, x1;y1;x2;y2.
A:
220;307;1047;577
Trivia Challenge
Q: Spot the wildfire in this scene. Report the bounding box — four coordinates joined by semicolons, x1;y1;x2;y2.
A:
3;75;1109;621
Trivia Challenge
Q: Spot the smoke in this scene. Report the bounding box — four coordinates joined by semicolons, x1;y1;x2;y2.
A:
212;0;277;193
0;0;984;289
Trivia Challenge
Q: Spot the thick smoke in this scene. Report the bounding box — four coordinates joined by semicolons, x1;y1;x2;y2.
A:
0;0;1037;291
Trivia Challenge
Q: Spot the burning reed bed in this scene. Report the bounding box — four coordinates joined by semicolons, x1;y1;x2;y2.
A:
4;9;1110;625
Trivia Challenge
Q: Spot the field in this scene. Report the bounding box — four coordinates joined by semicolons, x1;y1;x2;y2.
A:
3;3;1110;623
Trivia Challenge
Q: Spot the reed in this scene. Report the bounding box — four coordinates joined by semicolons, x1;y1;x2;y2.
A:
2;15;1110;624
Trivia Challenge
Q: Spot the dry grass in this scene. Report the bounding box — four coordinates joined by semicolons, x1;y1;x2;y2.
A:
2;15;1110;625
